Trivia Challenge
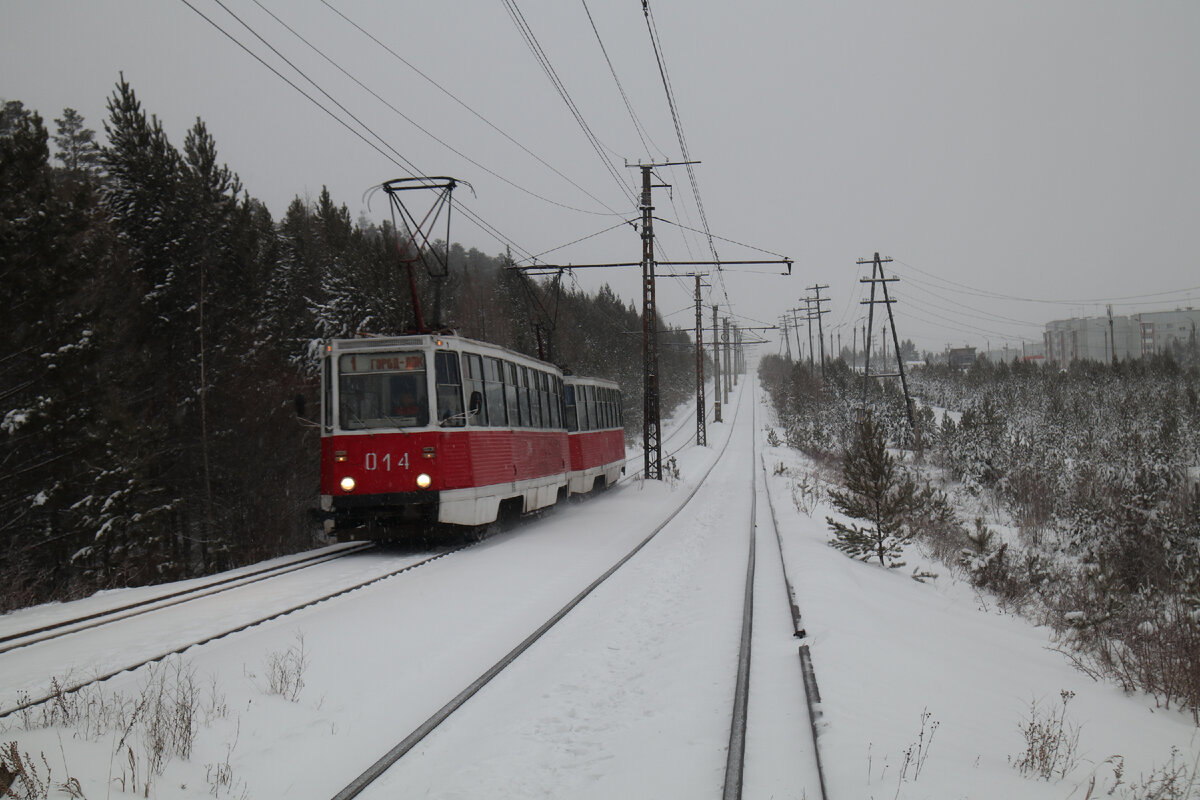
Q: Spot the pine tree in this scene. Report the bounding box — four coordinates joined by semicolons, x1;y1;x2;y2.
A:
52;108;102;177
826;411;918;567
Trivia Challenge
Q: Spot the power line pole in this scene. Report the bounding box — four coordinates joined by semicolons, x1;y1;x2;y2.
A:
638;164;664;480
808;283;830;377
695;274;708;446
857;252;919;449
713;304;723;423
723;317;732;402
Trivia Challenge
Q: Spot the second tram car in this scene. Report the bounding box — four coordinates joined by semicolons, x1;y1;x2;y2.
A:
317;333;625;539
563;375;626;494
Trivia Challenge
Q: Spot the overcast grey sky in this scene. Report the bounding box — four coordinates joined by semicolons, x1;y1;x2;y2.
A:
4;1;1198;354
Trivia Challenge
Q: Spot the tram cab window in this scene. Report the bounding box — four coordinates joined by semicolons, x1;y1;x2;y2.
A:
338;351;428;429
435;351;465;427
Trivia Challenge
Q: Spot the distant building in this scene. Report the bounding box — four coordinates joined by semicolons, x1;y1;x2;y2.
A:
948;347;976;370
1137;309;1200;356
1044;308;1200;366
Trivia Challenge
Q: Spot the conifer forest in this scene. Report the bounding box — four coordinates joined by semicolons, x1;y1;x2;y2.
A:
0;80;697;611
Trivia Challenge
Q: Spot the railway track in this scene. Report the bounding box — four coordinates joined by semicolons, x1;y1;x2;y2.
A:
0;542;374;656
329;378;811;799
0;542;469;720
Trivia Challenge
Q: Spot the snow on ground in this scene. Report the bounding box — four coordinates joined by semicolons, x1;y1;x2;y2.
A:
762;392;1200;799
1;375;1197;799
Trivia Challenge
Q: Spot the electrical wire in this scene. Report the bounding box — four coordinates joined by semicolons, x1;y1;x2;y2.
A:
651;216;790;259
641;1;718;268
526;219;637;262
249;0;625;217
180;0;544;262
500;0;638;208
579;0;666;162
894;258;1200;306
318;0;630;218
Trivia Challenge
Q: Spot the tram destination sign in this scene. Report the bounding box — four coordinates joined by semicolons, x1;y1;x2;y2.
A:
339;352;425;374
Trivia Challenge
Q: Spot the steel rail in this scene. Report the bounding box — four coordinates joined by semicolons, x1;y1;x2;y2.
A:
0;544;469;720
758;451;806;639
331;379;750;800
0;543;374;655
722;378;757;799
758;429;829;800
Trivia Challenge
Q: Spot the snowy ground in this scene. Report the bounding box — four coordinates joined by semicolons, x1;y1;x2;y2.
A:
1;373;1197;799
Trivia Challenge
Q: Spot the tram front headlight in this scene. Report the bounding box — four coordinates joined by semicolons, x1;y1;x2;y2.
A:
416;473;432;489
339;476;356;493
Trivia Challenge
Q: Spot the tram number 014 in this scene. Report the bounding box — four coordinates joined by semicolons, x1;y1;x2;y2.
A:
364;452;409;471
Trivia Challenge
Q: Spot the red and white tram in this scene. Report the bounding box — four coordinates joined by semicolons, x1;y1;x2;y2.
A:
317;333;624;539
563;375;626;494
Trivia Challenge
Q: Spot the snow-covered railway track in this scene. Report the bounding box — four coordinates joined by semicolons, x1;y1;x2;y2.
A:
331;383;764;800
0;543;468;720
0;542;375;656
759;448;829;799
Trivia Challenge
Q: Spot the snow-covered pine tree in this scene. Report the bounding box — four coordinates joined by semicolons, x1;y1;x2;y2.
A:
826;411;918;567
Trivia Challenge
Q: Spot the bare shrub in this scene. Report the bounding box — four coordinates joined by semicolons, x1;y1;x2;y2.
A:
791;472;824;516
265;632;310;702
1078;748;1200;800
10;657;205;797
897;708;939;784
1010;690;1081;781
0;741;51;800
206;718;247;798
1059;592;1200;723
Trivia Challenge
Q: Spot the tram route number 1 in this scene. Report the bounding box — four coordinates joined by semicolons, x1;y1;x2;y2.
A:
364;452;410;471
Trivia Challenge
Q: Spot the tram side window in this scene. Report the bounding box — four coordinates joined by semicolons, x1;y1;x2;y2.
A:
464;353;487;426
564;384;578;432
517;366;531;427
484;357;506;427
550;376;562;429
503;362;519;427
435;351;465;426
530;370;544;428
581;385;593;431
600;388;611;428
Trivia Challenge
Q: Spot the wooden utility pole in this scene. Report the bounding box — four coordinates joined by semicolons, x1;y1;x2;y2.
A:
808;283;830;377
858;252;919;448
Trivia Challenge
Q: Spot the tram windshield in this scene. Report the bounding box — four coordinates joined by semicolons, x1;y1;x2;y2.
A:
337;351;429;429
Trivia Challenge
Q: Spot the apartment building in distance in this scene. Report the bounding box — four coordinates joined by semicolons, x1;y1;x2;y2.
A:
1044;308;1200;365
